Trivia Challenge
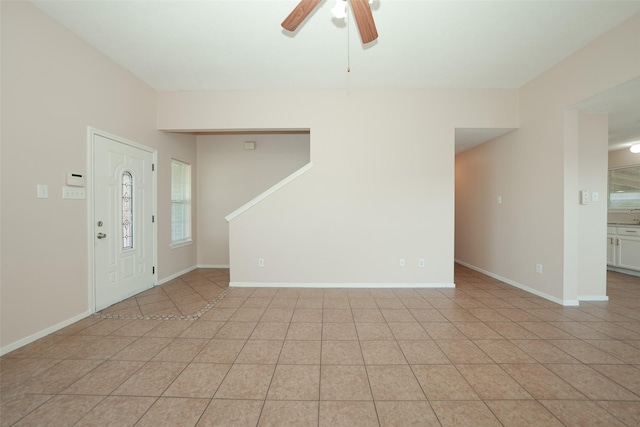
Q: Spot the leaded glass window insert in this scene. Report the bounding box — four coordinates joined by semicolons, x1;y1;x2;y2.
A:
122;171;133;249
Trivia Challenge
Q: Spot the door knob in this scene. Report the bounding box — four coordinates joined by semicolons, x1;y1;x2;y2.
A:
97;233;107;239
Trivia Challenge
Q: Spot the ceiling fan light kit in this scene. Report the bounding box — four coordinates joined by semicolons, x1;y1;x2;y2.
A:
282;0;378;44
331;0;348;19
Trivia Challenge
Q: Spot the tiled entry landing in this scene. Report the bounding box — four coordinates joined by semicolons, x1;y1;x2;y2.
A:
1;265;640;426
95;268;230;320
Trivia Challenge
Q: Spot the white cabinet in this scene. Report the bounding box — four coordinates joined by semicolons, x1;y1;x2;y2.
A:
607;235;616;265
607;226;640;272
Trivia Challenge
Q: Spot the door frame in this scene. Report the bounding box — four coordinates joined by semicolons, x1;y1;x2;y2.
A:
87;127;158;313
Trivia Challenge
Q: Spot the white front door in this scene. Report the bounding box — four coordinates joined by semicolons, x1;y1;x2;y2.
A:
93;132;156;310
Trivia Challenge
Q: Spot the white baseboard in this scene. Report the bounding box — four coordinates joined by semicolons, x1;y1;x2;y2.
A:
158;265;229;286
2;265;226;356
578;295;609;302
230;282;455;289
1;310;92;356
157;265;198;285
454;260;579;306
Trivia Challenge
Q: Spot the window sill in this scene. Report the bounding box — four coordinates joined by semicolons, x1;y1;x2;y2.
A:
171;239;193;249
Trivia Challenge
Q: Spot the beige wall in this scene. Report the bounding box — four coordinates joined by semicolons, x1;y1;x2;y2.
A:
159;89;519;285
196;134;310;266
577;114;609;298
456;14;639;304
0;1;197;352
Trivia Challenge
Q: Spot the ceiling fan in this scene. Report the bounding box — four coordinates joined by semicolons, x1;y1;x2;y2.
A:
281;0;378;44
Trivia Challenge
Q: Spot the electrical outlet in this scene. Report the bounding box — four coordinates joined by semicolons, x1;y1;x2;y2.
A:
258;258;264;267
536;264;543;274
399;259;405;267
418;259;425;267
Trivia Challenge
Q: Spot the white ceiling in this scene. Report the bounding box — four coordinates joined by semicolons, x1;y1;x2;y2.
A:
31;0;640;150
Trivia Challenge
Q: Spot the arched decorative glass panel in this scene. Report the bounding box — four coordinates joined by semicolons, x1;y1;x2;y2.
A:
122;171;133;249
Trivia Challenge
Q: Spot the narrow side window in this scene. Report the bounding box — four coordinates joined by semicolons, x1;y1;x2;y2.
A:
171;159;192;245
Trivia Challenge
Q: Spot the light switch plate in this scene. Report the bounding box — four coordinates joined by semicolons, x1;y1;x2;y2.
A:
37;185;48;199
62;186;85;199
580;190;589;205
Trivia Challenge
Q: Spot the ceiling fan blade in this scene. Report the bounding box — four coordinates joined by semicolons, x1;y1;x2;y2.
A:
281;0;323;32
350;0;378;44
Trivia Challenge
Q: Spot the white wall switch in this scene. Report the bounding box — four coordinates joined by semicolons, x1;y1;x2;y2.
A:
580;190;589;205
592;192;599;202
418;259;425;267
497;195;502;204
399;259;405;267
37;185;48;198
536;264;543;274
258;258;264;267
62;186;85;199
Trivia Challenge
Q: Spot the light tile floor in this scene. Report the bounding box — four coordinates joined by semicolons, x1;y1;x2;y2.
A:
2;265;640;426
95;269;231;319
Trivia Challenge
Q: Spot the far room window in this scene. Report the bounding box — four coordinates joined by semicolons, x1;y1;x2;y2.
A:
171;159;192;245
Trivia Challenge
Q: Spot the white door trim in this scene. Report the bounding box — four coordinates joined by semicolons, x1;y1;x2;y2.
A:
87;127;158;313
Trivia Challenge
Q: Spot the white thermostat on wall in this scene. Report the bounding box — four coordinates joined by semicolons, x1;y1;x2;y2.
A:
67;172;85;187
